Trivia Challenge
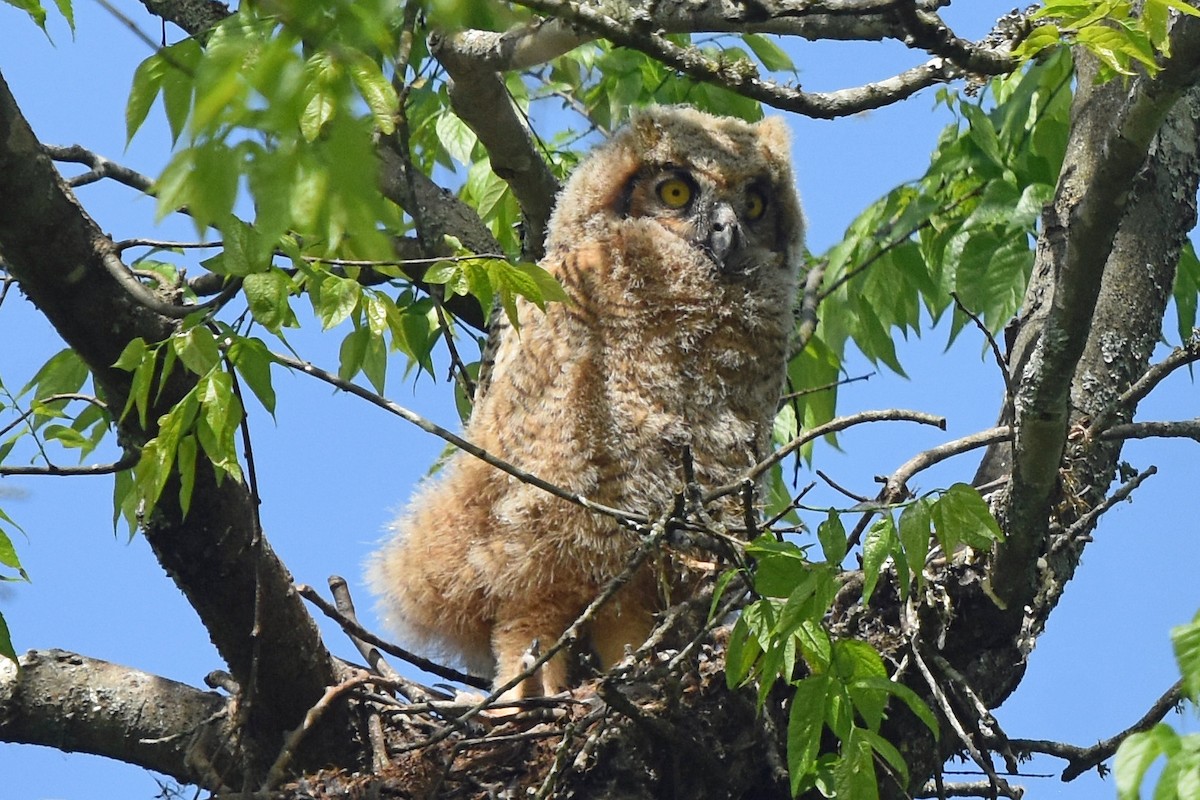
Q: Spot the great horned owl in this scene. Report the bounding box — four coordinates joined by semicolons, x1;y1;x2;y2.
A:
369;105;804;699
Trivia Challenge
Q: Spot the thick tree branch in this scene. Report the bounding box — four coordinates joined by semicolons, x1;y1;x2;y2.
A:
995;18;1200;609
511;0;1002;119
431;31;562;260
0;650;237;787
0;70;347;778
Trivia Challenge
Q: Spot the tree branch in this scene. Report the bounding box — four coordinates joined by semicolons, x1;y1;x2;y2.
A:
510;0;1001;119
1004;680;1183;782
431;31;562;260
0;649;237;788
996;17;1200;609
0;69;348;777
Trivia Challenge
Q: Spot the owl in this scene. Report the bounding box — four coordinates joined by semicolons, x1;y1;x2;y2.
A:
368;105;805;701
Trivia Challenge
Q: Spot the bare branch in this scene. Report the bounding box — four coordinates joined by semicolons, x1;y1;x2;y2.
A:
1099;421;1200;442
0;650;236;788
511;0;992;119
1002;680;1183;782
271;350;650;526
884;426;1013;498
706;409;947;502
43;144;157;191
431;32;561;258
297;581;487;691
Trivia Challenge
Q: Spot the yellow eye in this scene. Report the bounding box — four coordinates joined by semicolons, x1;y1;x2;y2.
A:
746;189;767;220
657;177;693;209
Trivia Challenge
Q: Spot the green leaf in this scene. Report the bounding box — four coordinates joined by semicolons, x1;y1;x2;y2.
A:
127;53;167;143
347;52;397;135
787;675;831;796
741;33;795;72
1172;242;1200;345
931;483;1004;551
854;676;940;737
898;498;933;594
244;269;296;333
174;327;222;377
228;336;278;415
816;509;847;566
1116;725;1174;800
0;522;25;573
20;348;89;400
436;111;478;166
724;612;761;689
0;611;16;663
861;514;896;604
857;727;910;788
177;433;198;515
833;728;879;800
5;0;47;31
314;275;362;330
339;326;368;382
1172;612;1200;703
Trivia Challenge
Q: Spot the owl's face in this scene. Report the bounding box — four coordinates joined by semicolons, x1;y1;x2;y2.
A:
544;105;805;286
618;165;787;278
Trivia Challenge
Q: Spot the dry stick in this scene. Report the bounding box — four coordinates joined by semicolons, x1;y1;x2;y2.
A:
297;583;486;690
271;350;651;527
325;576;457;707
432;297;478;400
1005;679;1183;781
911;643;1013;800
704;409;947;503
261;671;378;791
1053;465;1157;550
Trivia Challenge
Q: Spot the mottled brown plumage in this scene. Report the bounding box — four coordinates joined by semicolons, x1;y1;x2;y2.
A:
368;105;805;699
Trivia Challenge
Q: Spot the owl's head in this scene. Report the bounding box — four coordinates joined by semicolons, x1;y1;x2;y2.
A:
545;105;805;283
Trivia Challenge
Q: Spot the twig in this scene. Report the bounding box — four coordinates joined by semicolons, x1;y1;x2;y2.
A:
704;409;946;503
792;259;826;356
912;643;1015;799
951;290;1015;405
43;144;156;192
100;247;241;320
297;582;486;690
779;372;873;403
816;469;870;503
916;780;1024;799
432;297;478;400
1091;332;1200;433
271;350;649;526
883;426;1013;499
1003;679;1183;781
1099;420;1200;443
1054;465;1157;549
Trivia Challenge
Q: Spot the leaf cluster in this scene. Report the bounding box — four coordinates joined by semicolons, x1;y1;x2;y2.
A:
1014;0;1200;80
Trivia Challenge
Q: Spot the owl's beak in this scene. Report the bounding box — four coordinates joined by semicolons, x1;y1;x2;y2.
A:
708;202;742;270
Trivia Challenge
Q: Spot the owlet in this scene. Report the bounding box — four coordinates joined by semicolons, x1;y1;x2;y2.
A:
369;105;805;700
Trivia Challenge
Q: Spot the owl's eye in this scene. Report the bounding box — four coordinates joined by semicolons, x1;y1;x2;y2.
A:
746;189;768;220
656;177;693;209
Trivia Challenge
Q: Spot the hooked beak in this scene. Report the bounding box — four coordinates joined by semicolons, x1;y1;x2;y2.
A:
707;202;742;271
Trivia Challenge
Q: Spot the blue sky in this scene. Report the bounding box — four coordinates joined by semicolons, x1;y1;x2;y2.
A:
0;2;1197;797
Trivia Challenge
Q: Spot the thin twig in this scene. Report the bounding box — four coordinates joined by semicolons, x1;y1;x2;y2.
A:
271;351;650;525
1054;465;1157;549
297;582;486;690
951;290;1015;404
1003;679;1183;781
704;409;946;503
